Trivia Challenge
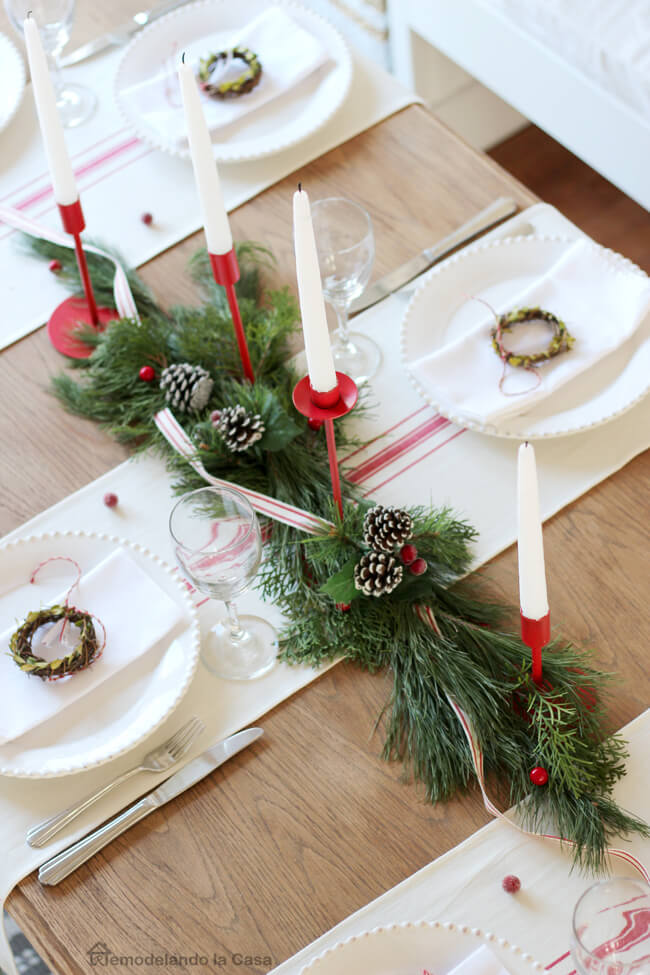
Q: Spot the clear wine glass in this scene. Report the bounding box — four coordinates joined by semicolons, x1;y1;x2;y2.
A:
169;486;277;681
571;877;650;975
311;197;380;385
6;0;96;127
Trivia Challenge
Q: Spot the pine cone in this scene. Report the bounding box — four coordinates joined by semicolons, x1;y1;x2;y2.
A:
159;362;214;413
363;505;413;553
214;405;265;452
353;551;403;597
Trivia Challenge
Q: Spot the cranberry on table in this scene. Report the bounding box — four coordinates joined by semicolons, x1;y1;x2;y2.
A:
502;875;521;893
103;492;118;508
141;212;153;225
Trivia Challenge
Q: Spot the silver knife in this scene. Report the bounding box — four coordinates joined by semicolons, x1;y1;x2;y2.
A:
349;197;518;317
38;727;263;886
60;0;194;67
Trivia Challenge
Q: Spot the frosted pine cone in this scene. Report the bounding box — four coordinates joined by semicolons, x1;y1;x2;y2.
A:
363;505;413;553
159;362;213;413
214;405;265;452
353;551;403;597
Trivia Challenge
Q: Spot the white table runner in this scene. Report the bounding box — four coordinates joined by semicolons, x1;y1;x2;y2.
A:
270;708;650;975
0;45;416;349
0;204;647;975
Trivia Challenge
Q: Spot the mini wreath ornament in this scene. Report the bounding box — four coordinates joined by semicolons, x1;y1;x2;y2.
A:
198;47;263;99
491;306;575;370
9;605;103;680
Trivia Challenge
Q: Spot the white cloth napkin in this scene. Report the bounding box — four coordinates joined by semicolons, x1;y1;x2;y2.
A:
122;6;329;148
409;239;650;427
447;946;513;975
0;549;184;745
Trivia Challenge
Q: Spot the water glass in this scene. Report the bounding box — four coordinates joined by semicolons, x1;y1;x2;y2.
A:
311;197;379;385
6;0;96;127
571;877;650;975
169;486;277;681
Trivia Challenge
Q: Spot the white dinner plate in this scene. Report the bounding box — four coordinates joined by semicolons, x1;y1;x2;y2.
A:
401;235;650;439
0;31;26;133
300;921;544;975
0;530;200;778
114;0;352;162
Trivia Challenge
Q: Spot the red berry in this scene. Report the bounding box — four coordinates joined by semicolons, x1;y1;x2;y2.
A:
529;766;549;786
409;557;427;576
502;875;521;894
400;543;418;565
308;418;323;431
210;410;221;425
336;603;351;612
139;365;155;382
141;212;153;225
103;492;118;508
49;259;62;273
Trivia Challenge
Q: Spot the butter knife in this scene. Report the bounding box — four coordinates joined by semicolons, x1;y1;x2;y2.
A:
60;0;193;67
38;727;263;886
348;197;518;317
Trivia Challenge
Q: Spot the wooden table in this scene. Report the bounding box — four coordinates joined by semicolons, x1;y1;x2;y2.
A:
2;9;648;973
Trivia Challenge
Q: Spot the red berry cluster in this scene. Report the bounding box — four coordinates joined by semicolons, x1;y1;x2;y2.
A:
400;543;427;576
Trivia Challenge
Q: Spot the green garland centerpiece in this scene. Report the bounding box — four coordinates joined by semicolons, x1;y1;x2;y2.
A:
22;233;648;871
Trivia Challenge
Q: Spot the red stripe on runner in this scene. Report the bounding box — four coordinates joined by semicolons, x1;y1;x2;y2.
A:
342;405;429;463
0;128;130;204
545;952;571;970
363;428;467;496
13;136;142;212
349;414;449;484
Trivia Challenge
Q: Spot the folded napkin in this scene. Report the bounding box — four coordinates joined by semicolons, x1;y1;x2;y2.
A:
123;6;329;148
0;549;184;745
409;239;650;427
447;945;513;975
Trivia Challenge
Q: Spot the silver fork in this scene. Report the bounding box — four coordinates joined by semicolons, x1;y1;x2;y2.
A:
27;716;204;848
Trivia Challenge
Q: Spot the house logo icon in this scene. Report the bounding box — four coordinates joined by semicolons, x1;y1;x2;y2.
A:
87;942;113;966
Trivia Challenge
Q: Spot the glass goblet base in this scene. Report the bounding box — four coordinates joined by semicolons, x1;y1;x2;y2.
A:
202;615;278;681
331;332;382;386
56;83;97;128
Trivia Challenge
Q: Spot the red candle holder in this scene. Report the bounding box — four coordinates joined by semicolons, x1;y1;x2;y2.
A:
209;248;255;384
48;199;117;359
293;372;358;517
520;610;550;686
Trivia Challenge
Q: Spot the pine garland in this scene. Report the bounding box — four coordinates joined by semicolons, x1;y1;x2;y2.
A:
24;232;648;872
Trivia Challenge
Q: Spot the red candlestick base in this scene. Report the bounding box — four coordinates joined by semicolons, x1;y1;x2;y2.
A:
52;201;117;359
520;610;550;686
209;249;255;384
293;373;358;517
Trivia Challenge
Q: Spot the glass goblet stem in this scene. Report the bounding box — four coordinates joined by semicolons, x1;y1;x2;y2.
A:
224;601;246;642
331;300;355;353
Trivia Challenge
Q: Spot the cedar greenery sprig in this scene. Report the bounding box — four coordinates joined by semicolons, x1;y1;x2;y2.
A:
23;231;648;871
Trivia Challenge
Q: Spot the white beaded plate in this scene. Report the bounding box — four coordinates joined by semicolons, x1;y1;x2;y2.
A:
401;234;650;439
0;530;200;777
114;0;352;162
300;920;545;975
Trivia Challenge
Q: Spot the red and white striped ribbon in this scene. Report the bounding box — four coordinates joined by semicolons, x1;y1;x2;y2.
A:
414;608;649;880
0;203;139;321
154;408;334;535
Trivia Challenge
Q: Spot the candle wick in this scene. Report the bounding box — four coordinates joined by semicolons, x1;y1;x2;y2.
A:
298;182;302;192
181;51;186;63
27;8;32;15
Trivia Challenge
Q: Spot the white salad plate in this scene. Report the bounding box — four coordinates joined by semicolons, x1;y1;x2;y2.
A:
114;0;352;162
0;31;26;133
300;921;545;975
401;235;650;439
0;530;200;778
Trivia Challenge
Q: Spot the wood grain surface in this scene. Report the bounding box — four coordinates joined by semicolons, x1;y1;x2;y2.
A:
2;6;649;974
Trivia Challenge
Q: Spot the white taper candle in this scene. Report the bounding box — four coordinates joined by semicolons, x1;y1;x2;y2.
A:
178;57;232;255
293;186;337;393
24;14;78;206
517;442;549;620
